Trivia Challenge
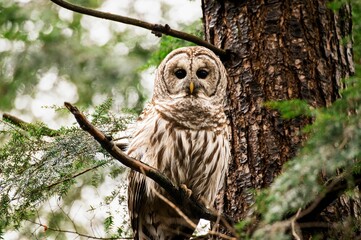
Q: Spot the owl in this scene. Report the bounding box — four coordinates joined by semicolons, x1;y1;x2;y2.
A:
127;46;230;240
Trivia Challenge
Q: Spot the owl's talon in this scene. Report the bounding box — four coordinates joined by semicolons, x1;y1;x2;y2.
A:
180;184;192;198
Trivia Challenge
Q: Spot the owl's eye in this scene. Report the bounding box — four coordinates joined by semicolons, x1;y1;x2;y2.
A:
174;69;187;79
196;69;209;79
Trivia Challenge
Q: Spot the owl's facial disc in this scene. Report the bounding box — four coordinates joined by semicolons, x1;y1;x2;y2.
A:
161;51;223;101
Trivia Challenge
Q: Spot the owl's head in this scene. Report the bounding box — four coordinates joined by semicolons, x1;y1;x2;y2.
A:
153;46;227;105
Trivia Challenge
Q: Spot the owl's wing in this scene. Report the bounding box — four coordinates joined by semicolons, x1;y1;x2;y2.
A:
127;102;155;237
128;170;147;238
118;101;153;151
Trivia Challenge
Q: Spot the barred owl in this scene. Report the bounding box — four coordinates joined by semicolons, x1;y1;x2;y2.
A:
127;46;230;240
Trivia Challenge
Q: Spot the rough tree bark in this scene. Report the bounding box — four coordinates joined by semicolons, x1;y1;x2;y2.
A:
202;0;355;234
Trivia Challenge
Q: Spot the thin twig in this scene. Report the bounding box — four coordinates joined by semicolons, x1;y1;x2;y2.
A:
45;162;107;189
152;188;198;230
48;0;227;57
291;209;302;240
153;188;237;240
28;220;132;239
8;163;108;203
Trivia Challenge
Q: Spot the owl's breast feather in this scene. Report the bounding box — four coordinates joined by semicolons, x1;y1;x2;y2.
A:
127;106;229;204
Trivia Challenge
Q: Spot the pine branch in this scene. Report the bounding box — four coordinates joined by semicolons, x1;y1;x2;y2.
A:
2;113;59;137
64;102;235;232
45;162;106;190
48;0;227;57
247;172;361;237
297;172;361;223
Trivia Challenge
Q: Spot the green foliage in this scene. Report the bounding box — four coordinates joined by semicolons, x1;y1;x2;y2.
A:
0;0;151;112
0;100;134;236
3;0;361;239
143;20;204;68
104;214;114;233
253;75;361;237
264;99;314;119
327;0;346;11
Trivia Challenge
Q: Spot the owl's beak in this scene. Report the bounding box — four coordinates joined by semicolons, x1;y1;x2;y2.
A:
189;81;195;94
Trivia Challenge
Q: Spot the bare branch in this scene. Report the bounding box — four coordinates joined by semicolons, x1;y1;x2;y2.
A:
45;162;106;189
48;0;227;57
291;209;302;240
29;220;131;239
64;102;235;232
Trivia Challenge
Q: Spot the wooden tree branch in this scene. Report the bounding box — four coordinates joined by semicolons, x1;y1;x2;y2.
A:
297;172;361;223
49;0;227;57
2;113;127;150
247;172;361;237
2;113;59;137
2;113;27;127
64;102;235;232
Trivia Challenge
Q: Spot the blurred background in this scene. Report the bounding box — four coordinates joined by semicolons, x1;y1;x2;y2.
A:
0;0;202;125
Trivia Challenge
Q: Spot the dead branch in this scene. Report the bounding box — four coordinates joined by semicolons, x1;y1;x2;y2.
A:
64;102;235;232
49;0;227;57
45;162;106;189
29;220;131;239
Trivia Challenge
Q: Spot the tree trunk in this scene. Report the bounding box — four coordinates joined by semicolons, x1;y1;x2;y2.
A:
202;0;354;231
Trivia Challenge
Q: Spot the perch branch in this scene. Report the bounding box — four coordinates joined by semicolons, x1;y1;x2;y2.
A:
49;0;227;57
64;102;235;232
2;113;59;137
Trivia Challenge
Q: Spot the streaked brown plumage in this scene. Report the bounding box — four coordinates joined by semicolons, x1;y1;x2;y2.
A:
127;46;230;240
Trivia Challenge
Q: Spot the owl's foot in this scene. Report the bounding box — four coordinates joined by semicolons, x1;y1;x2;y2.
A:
179;184;192;198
